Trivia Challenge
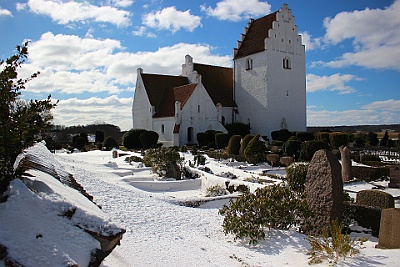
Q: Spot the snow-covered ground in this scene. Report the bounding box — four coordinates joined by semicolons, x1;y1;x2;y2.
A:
48;149;399;267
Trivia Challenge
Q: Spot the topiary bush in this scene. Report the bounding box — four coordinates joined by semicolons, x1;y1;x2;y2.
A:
271;129;293;142
239;134;254;155
224;122;251;137
282;139;302;159
219;183;310;245
227;135;242;155
283;163;309;193
139;130;159;148
215;132;230;149
299;140;331;162
73;136;86;150
244;135;266;164
316;132;330;144
296;131;315;142
103;136;119;151
123;129;147;149
329;132;349;149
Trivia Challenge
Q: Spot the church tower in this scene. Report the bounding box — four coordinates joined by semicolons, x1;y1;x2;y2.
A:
233;4;306;138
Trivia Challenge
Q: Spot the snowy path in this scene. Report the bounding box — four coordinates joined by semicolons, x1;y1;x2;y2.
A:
55;151;399;267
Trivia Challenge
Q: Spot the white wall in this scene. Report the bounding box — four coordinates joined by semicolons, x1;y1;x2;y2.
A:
234;4;306;138
179;84;227;145
132;69;153;131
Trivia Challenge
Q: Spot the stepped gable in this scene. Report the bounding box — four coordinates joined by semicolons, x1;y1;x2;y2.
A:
154;83;198;118
234;12;277;59
141;73;188;113
193;63;236;107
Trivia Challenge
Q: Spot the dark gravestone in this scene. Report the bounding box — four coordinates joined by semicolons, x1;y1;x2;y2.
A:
304;149;343;236
389;167;400;188
377;208;400;249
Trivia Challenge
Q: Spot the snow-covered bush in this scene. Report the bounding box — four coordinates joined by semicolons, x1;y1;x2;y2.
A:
205;185;227;197
143;147;183;179
283;163;309;193
219;183;310;245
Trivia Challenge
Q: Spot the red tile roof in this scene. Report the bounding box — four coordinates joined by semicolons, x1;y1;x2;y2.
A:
194;63;236;107
154;83;197;118
141;63;236;119
234;12;277;59
141;73;188;108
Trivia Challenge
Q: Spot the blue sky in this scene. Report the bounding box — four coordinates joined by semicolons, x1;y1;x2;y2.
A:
0;0;399;131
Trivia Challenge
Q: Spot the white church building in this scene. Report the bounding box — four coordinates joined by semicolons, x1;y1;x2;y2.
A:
132;4;306;146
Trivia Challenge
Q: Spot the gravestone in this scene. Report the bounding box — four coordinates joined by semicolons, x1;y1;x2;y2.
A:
388;167;400;188
304;149;343;236
377;208;400;249
356;190;394;210
340;146;352;182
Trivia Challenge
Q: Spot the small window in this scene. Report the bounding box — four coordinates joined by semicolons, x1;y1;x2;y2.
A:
187;127;193;143
221;116;226;125
246;58;253;70
161;124;165;134
197;105;200;113
283;57;291;69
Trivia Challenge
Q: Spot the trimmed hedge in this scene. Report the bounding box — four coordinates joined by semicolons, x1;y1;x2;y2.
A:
344;202;381;237
215;133;230;149
123;129;147;149
139;130;159;148
103;136;119;151
239;134;254;155
329;132;349;149
352;166;389;181
244;135;266;164
271;129;293;142
227;135;242;155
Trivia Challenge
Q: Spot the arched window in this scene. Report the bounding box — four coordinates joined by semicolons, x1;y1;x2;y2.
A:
283;57;291;69
246;58;253;70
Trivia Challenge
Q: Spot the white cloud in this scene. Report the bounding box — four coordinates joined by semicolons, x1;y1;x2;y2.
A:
53;96;133;130
132;26;156;38
21;32;231;95
110;0;134;8
361;99;400;112
307;105;400;126
0;7;12;17
306;73;362;94
142;6;201;33
317;0;400;71
300;31;322;51
22;0;131;27
201;0;271;21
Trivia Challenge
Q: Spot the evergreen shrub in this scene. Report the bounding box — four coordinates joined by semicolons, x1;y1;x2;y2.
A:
329;132;349;149
219;183;310;245
299;140;331;162
296;131;315;142
271;129;293;142
282;139;302;158
244;135;266;164
239;134;254;155
139;130;159;148
284;163;309;193
227;135;242;155
123;129;147;149
215;133;230;149
103;137;119;151
224;122;251;137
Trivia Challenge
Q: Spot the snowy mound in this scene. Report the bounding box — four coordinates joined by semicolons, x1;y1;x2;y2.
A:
0;142;125;266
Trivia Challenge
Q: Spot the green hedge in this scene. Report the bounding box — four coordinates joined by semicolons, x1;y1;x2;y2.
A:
352;166;389;181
